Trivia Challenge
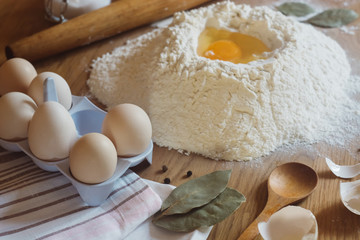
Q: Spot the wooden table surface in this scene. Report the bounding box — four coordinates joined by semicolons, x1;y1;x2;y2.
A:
1;0;359;239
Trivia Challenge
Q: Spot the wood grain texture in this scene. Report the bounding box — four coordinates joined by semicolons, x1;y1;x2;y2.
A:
1;0;360;239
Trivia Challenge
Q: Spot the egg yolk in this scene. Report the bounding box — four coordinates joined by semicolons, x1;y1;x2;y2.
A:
203;40;242;62
198;27;270;64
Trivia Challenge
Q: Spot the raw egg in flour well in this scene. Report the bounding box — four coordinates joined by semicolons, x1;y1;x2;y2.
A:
197;27;270;64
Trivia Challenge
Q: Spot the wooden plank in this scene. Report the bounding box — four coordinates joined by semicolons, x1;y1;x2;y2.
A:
0;0;359;239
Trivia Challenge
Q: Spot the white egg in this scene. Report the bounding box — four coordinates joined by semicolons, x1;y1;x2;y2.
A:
0;58;37;96
258;205;318;240
27;71;72;110
102;103;152;157
69;133;117;184
28;101;78;161
0;92;37;141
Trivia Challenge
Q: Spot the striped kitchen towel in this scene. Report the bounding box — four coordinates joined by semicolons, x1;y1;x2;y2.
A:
0;150;162;240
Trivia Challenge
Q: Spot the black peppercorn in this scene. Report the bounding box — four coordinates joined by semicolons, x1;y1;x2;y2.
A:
186;170;192;177
162;165;168;172
164;177;171;184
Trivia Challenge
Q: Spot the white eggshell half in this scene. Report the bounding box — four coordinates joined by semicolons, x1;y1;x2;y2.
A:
27;72;72;110
28;101;78;161
69;132;117;184
325;157;360;179
258;205;318;240
340;179;360;215
102;103;152;157
0;92;37;141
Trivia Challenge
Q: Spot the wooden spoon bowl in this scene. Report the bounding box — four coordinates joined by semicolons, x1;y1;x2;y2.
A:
269;162;318;199
238;162;318;240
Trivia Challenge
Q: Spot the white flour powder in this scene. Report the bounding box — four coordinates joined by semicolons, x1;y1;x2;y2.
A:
88;2;359;161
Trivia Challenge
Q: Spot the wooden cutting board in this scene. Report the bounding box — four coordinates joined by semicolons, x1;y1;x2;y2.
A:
0;0;359;239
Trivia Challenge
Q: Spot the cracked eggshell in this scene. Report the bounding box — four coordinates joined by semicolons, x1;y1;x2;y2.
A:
102;103;152;157
258;205;318;240
340;179;360;215
0;92;37;141
28;101;78;161
69;133;117;184
27;72;72;110
0;58;37;96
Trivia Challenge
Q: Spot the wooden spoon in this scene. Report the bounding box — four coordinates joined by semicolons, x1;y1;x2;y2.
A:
238;162;318;240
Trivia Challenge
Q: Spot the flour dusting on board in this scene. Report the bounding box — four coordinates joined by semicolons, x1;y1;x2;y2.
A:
88;2;360;161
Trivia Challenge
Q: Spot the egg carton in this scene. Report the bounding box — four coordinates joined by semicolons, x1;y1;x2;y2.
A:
0;95;153;206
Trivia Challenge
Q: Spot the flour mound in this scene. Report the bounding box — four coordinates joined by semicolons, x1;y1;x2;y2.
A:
88;2;355;161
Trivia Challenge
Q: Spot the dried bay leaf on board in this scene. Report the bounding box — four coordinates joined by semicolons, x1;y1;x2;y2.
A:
277;2;315;17
160;169;231;215
306;9;358;28
153;188;246;232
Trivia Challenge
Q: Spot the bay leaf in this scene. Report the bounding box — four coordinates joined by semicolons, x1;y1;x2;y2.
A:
160;169;231;215
306;9;358;28
153;188;246;232
277;2;315;17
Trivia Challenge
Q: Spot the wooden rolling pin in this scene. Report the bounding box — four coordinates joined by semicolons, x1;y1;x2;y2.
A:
5;0;212;62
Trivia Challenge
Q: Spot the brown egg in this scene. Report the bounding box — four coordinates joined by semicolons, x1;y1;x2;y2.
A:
0;92;37;141
69;133;117;184
27;72;72;110
28;101;78;161
0;58;37;96
102;103;152;157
